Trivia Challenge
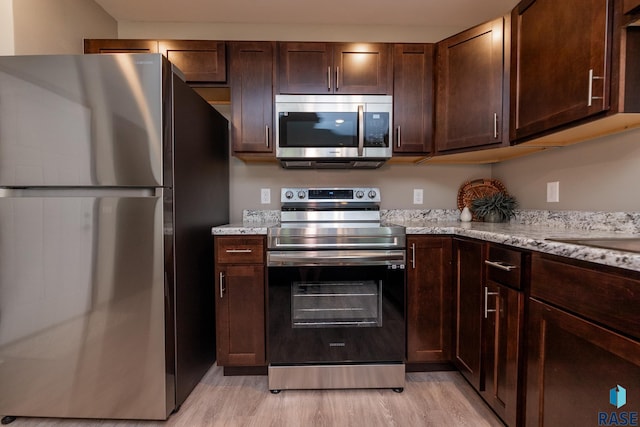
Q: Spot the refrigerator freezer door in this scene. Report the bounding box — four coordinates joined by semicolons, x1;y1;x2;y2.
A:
0;54;164;187
0;190;171;420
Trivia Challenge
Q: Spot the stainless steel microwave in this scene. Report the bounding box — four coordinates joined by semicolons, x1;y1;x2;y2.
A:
275;94;393;169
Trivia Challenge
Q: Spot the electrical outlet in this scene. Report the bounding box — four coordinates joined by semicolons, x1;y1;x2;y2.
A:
261;188;271;204
413;189;424;205
547;181;560;203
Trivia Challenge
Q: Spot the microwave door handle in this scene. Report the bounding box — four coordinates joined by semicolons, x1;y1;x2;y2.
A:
357;104;364;157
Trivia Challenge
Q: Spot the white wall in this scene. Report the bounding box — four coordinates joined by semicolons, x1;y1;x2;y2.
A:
493;127;640;212
12;0;116;54
0;0;14;55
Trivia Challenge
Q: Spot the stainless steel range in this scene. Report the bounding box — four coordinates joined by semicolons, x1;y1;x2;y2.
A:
266;187;406;393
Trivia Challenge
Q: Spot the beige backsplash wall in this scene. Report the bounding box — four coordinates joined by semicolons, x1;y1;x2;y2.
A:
492;127;640;212
229;159;490;223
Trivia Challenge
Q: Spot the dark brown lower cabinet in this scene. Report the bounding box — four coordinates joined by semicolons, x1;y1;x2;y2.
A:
454;240;526;426
526;298;640;426
481;281;524;427
453;238;485;388
214;236;266;370
406;236;452;364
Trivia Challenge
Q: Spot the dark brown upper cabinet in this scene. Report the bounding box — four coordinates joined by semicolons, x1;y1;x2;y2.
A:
229;41;275;157
510;0;612;142
84;39;226;84
83;39;159;54
435;17;509;154
158;40;226;83
277;42;392;94
393;44;435;155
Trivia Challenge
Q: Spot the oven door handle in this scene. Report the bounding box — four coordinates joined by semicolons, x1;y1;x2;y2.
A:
267;250;406;267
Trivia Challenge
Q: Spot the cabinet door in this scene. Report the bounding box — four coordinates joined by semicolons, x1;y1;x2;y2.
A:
435;17;506;153
406;236;452;363
215;264;265;366
482;282;523;427
393;44;435;155
511;0;611;141
83;39;158;54
229;42;275;154
526;299;640;426
333;43;392;94
453;238;485;389
278;42;333;94
158;40;226;83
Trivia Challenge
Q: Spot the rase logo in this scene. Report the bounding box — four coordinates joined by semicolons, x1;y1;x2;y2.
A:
598;385;638;426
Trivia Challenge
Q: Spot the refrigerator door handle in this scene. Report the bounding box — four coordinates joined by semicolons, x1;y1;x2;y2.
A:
0;188;158;197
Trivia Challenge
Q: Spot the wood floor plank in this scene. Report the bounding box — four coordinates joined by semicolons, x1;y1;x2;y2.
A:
9;365;504;426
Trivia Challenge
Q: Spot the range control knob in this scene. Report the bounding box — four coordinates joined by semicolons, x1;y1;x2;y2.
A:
368;190;377;199
285;190;294;199
355;190;365;199
297;191;306;199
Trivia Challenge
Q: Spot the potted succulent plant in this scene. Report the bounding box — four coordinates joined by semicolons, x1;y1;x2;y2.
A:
471;192;517;223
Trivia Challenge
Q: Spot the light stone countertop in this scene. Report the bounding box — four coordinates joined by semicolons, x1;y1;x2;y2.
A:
211;217;640;272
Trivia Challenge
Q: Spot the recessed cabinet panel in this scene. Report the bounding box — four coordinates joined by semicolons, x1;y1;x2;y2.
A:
159;40;226;83
406;236;452;363
435;17;507;153
393;44;434;155
511;0;611;141
229;42;275;155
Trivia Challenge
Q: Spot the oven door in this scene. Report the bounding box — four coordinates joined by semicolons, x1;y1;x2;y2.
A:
267;250;405;365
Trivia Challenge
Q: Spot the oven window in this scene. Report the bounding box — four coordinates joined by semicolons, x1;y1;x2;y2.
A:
291;280;382;328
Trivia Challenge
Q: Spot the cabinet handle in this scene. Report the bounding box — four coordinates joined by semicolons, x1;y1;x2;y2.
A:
587;68;604;107
493;113;498;139
410;243;416;269
396;126;401;148
219;272;225;299
484;286;499;319
327;66;331;91
484;260;517;271
357;104;364;156
226;249;253;253
336;66;340;91
265;125;270;148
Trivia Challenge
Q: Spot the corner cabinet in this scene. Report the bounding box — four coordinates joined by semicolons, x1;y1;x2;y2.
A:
510;0;611;141
214;236;266;370
277;42;392;94
229;42;275;157
435;17;509;154
406;236;452;364
392;44;435;155
453;238;485;388
526;253;640;425
454;239;526;427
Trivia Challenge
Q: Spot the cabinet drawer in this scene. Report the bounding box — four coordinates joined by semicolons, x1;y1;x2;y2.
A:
485;245;527;290
531;253;640;340
215;236;264;264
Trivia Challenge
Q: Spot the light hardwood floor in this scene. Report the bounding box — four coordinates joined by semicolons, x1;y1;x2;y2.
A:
9;365;504;427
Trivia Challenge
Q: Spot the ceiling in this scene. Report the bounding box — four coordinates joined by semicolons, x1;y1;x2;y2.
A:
94;0;519;29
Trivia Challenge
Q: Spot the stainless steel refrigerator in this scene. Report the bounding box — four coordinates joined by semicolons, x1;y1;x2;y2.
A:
0;54;229;421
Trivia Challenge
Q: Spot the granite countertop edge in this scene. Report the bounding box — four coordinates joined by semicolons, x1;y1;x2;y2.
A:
211;220;640;272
